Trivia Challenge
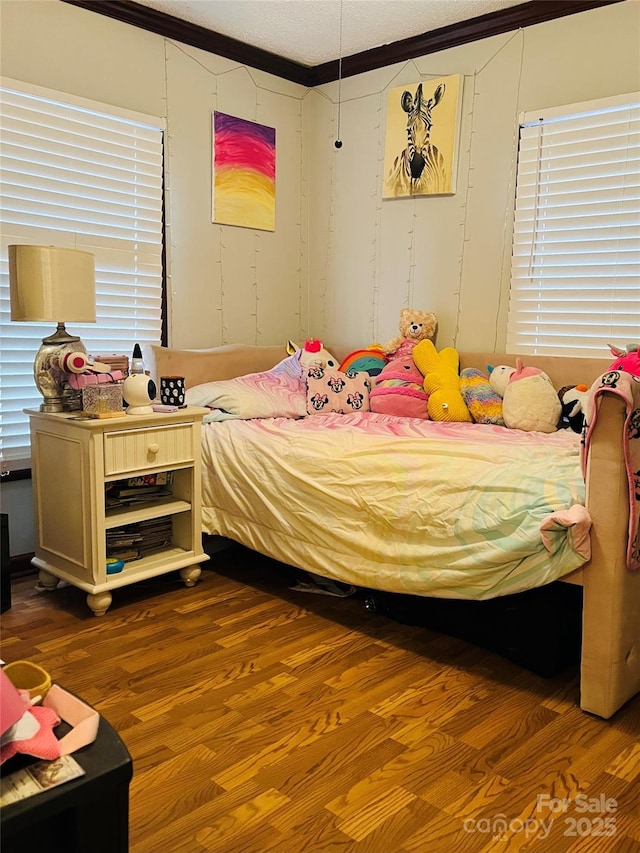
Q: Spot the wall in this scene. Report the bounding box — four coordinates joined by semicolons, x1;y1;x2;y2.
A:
1;0;638;555
0;0;309;350
308;1;640;351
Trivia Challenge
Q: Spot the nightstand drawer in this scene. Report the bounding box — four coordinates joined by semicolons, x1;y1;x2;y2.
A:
103;423;194;475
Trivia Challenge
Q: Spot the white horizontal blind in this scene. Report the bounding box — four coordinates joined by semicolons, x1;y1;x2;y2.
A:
0;80;164;467
507;93;640;357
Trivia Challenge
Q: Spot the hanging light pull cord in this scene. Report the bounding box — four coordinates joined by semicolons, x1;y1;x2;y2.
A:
335;0;343;149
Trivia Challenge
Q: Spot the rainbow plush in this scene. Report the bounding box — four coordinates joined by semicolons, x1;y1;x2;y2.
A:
338;349;387;378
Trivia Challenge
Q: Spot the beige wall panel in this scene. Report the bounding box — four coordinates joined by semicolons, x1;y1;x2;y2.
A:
323;94;385;348
307;90;335;340
216;226;260;343
0;0;166;117
298;92;313;345
455;33;523;352
518;2;640;111
252;227;302;347
215;65;262;122
164;42;224;348
252;89;305;346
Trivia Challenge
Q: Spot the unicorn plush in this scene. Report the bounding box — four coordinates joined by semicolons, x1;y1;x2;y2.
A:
286;339;339;370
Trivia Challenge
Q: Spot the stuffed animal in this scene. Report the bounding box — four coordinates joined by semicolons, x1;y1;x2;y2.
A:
369;356;429;419
460;367;505;425
338;347;387;378
382;307;437;360
287;339;339;370
487;364;515;398
558;384;589;433
413;340;472;422
608;343;640;377
502;358;561;433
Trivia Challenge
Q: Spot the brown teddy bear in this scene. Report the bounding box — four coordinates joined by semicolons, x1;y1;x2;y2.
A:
382;307;437;360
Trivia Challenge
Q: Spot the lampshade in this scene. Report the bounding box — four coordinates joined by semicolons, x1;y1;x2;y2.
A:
9;245;96;323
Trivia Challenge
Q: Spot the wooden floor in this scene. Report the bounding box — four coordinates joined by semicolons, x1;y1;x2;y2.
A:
2;545;639;853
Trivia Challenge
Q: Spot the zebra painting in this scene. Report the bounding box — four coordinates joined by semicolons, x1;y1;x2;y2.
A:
384;80;456;198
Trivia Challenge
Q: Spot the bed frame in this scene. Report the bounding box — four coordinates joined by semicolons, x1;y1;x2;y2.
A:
145;343;640;720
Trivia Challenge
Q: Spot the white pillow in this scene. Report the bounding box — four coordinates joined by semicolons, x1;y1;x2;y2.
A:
185;352;307;419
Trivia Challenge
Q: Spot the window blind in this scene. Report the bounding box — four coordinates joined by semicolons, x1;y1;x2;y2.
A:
0;80;164;467
507;93;640;357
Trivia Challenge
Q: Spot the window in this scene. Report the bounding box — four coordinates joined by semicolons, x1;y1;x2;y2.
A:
507;92;639;358
0;79;165;468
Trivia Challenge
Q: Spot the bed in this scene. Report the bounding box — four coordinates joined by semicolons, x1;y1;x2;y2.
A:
145;343;640;720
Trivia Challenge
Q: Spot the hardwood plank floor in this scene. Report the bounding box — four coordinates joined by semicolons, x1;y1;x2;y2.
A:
2;545;638;853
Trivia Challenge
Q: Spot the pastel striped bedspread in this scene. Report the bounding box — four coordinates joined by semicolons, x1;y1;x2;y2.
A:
200;412;590;599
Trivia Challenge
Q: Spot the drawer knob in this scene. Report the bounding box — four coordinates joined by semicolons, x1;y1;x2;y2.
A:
148;442;160;454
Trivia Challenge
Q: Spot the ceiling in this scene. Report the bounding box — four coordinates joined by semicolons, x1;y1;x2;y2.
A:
131;0;530;66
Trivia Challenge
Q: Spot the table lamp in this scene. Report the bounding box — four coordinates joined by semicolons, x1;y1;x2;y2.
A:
9;245;96;412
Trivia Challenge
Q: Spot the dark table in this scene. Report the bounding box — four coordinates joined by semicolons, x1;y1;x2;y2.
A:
1;712;133;853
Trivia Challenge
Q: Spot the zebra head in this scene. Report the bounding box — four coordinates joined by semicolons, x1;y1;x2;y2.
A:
400;82;446;180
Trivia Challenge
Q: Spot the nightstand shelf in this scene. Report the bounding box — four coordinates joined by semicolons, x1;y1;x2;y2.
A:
105;498;191;527
26;406;210;616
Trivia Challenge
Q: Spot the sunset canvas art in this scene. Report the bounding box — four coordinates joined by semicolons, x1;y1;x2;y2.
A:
212;112;276;231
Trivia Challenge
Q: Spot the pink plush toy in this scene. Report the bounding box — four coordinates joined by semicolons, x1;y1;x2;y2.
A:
369;356;429;419
608;343;640;377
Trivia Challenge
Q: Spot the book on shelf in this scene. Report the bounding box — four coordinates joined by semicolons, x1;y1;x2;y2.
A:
112;485;162;497
126;472;173;487
106;537;143;549
106;548;140;563
105;486;173;508
106;471;173;498
106;517;173;562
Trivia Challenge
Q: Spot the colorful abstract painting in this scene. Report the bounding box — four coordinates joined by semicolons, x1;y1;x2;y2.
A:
212;112;276;231
383;75;463;198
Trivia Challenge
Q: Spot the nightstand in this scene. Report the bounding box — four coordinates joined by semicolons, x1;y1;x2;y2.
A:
26;406;210;616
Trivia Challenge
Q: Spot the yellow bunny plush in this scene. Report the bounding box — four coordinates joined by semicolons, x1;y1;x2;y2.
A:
413;340;472;422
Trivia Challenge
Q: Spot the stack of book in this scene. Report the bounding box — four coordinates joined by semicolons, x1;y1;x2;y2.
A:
105;472;174;509
106;517;173;563
106;526;143;563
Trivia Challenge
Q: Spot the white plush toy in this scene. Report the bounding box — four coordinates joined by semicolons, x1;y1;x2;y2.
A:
488;364;515;397
501;358;561;433
286;338;339;370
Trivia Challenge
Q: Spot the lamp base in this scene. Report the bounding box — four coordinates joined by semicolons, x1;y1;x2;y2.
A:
34;323;86;413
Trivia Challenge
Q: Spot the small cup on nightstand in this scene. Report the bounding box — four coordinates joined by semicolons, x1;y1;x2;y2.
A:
159;376;186;407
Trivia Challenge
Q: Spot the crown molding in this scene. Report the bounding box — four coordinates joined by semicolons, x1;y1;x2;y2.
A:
61;0;314;85
311;0;625;85
61;0;624;87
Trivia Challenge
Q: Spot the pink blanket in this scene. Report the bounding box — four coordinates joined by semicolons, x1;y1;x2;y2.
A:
583;371;640;570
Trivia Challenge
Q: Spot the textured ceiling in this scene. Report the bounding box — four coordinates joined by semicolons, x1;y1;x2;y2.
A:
133;0;530;66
